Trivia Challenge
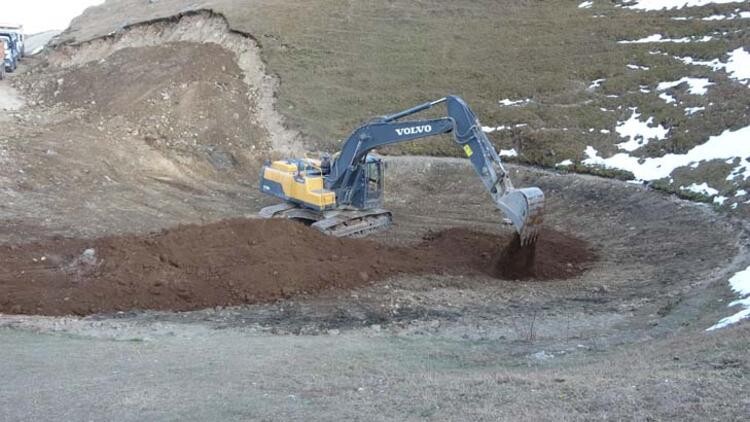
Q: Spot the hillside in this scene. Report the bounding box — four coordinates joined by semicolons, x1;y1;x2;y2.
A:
57;0;750;210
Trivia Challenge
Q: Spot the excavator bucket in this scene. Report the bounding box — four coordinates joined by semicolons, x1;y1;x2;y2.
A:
496;187;545;246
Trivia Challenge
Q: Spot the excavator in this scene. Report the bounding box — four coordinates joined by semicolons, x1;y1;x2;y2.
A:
258;95;545;245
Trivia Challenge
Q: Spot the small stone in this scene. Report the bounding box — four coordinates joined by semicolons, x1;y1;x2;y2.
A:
79;248;97;266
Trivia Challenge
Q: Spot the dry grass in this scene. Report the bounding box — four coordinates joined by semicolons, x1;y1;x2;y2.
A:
59;0;750;207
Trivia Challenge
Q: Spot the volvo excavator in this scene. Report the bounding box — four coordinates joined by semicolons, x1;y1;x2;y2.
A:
259;96;545;245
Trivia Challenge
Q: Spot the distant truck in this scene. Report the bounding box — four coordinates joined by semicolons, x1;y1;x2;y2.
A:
0;39;5;80
0;24;24;57
0;33;22;75
1;35;17;74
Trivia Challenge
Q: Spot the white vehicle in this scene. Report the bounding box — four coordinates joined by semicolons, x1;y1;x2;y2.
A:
0;24;24;58
0;38;6;80
1;36;16;74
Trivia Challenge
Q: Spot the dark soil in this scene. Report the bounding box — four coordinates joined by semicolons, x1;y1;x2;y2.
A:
0;219;594;316
492;230;595;280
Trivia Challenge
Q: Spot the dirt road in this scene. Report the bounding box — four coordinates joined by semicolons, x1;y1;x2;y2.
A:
0;82;24;113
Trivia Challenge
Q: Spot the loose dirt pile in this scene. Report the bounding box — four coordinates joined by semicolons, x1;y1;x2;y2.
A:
0;220;594;316
19;42;268;170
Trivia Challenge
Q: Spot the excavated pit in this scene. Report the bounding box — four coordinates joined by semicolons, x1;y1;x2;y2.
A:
0;219;594;316
0;8;745;348
491;230;595;280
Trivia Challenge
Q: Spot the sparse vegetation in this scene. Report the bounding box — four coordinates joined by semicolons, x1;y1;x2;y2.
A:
60;0;750;205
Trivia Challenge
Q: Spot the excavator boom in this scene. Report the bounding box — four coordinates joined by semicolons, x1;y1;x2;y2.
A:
259;96;544;244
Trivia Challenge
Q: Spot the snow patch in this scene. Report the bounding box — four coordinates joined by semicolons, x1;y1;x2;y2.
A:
578;1;594;8
482;125;508;133
728;161;750;181
684;106;705;115
657;77;713;95
678;48;750;85
557;159;574;167
707;265;750;331
482;124;528;133
499;98;531;107
499;149;518;158
689;11;750;20
627;64;650;70
588;78;606;90
624;1;740;11
615;110;669;152
582;125;750;181
681;182;718;196
618;34;713;44
725;48;750;84
659;93;677;104
736;189;747;197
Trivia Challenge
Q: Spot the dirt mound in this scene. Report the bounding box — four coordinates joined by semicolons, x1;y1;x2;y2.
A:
0;220;594;316
20;42;267;168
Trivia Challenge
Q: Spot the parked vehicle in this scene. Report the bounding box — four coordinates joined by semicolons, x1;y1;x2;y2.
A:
0;34;19;73
0;39;5;80
0;25;24;58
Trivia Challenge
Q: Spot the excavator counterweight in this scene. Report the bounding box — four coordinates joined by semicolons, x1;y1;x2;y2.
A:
259;96;545;244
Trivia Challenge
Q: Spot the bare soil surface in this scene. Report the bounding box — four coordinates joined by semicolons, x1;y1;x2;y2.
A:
0;219;592;316
0;83;24;113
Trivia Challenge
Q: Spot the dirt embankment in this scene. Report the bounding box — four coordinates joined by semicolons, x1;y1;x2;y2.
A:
1;13;305;245
0;220;594;316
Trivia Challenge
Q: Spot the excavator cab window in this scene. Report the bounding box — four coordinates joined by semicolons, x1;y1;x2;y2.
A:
365;159;383;205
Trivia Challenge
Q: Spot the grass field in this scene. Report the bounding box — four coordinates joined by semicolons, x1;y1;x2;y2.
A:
59;0;750;206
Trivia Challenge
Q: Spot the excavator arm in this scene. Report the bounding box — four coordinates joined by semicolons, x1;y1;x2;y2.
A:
325;95;544;244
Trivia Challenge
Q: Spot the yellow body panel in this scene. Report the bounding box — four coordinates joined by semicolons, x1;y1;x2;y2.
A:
263;160;337;209
270;161;299;172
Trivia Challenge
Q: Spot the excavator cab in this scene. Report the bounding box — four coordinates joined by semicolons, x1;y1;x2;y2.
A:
364;155;384;208
340;155;385;210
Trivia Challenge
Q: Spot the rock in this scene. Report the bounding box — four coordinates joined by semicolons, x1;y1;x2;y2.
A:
79;248;97;266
